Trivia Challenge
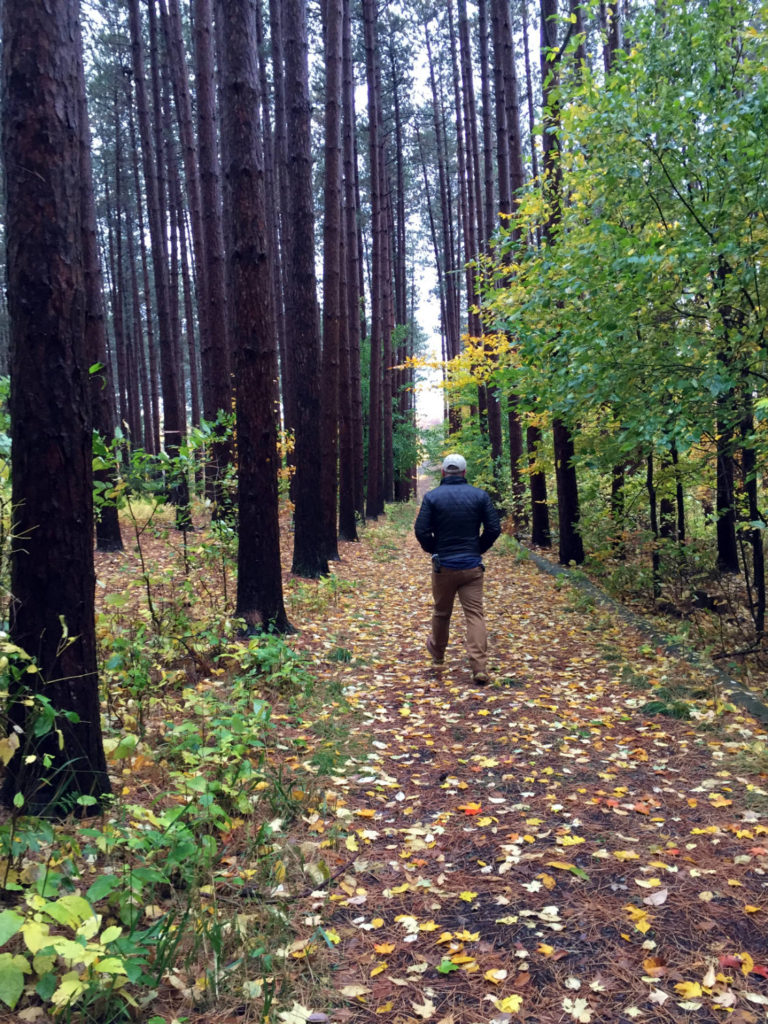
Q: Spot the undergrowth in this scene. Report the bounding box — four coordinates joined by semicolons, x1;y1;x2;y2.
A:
0;497;360;1023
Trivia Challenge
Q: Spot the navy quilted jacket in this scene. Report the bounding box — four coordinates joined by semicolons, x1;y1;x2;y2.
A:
414;477;501;562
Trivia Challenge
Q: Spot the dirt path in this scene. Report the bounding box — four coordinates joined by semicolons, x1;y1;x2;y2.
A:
282;516;768;1024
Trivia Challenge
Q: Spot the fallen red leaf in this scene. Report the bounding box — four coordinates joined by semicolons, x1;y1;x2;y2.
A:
458;802;482;815
719;955;743;971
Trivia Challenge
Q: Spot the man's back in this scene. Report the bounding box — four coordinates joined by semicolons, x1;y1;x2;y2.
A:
414;476;500;566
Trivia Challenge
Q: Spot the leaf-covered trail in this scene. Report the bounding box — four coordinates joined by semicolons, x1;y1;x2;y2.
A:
282;514;768;1024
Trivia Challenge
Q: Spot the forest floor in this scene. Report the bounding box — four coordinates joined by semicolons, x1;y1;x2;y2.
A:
144;491;768;1024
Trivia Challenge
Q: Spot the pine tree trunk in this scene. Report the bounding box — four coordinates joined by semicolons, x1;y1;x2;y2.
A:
195;0;232;507
129;100;161;453
255;0;284;458
282;0;328;574
321;0;343;560
177;184;202;427
646;453;662;599
382;167;395;505
2;0;110;813
475;0;503;482
341;0;365;528
219;0;292;632
425;27;461;371
160;0;209;406
269;0;297;467
521;0;540;182
716;425;739;573
107;117;130;441
600;1;622;71
126;189;153;450
491;0;534;529
528;425;551;548
741;409;765;636
388;39;412;502
541;0;583;564
363;0;385;518
128;0;187;508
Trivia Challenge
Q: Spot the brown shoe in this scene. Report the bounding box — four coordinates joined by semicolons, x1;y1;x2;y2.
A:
472;672;490;685
426;637;444;666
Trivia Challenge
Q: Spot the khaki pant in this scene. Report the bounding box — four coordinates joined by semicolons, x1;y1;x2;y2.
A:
430;565;487;675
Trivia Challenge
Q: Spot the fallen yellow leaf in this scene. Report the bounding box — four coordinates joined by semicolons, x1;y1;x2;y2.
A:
484;968;508;984
493;994;523;1014
740;952;755;976
674;982;703;999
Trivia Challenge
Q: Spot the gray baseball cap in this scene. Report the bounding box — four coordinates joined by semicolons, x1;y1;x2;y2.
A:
442;453;467;474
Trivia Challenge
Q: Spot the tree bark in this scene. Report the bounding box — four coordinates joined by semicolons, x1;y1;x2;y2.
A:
176;181;202;428
491;0;534;529
129;99;160;454
269;0;297;451
521;0;540;182
2;0;110;812
341;0;364;532
160;0;209;412
647;453;662;599
541;0;583;564
741;409;765;637
363;0;385;518
219;0;292;632
128;0;188;512
282;0;328;575
600;1;622;72
528;425;551;548
194;0;232;506
716;426;739;573
320;0;343;561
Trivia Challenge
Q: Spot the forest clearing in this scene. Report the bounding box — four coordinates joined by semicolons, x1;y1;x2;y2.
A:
3;498;767;1024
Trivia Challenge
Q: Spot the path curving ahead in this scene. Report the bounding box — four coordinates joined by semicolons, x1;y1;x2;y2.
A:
284;515;768;1024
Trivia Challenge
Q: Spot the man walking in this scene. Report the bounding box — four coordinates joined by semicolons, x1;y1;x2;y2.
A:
414;454;501;684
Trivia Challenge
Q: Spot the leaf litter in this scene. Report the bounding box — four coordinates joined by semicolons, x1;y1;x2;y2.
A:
262;516;768;1024
87;507;768;1024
